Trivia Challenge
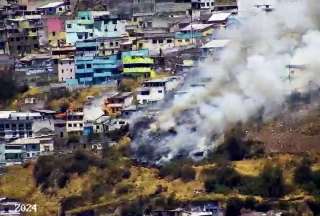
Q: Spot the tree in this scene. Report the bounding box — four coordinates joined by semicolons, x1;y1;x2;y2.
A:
226;198;244;216
259;164;285;197
294;158;312;185
203;166;241;192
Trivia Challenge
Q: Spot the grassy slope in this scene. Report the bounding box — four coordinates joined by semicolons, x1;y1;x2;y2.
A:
1;154;319;216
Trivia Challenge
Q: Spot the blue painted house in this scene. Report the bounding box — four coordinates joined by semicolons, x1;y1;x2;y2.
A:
75;54;120;85
66;11;128;45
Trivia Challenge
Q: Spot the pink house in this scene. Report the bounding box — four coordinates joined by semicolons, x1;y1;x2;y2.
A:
45;17;66;47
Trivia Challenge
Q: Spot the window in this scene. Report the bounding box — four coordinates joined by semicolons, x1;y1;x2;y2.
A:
86;64;92;68
158;90;163;93
100;42;104;46
52;31;56;36
68;123;72;127
89;33;93;37
115;41;119;46
114;28;117;31
79;123;83;127
11;124;16;130
16;37;20;41
78;35;83;39
5;124;9;129
167;39;172;43
110;42;114;46
133;17;137;22
77;64;85;69
0;124;4;130
73;123;77;127
67;24;72;28
159;39;163;43
186;39;190;42
28;131;32;137
152;39;157;44
26;123;31;130
70;69;73;72
112;20;117;24
19;131;24;137
61;69;64;73
211;2;214;6
59;7;62;11
18;124;24;130
206;2;209;6
96;125;100;130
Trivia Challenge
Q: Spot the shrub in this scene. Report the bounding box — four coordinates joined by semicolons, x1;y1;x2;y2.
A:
225;198;244;216
180;164;196;182
159;160;195;181
294;158;312;185
259;164;285;198
116;183;133;195
203;166;241;192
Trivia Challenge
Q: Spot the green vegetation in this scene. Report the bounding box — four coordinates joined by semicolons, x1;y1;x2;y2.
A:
207;127;264;162
202;163;286;198
159;160;196;182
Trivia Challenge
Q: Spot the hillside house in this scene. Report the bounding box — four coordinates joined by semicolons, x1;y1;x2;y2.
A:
65;11;127;45
0;111;40;141
44;16;66;47
175;23;213;47
6;14;43;56
75;54;120;85
37;1;66;15
134;33;175;56
137;76;181;104
207;12;231;25
122;49;156;78
191;0;215;10
104;92;134;116
58;58;75;82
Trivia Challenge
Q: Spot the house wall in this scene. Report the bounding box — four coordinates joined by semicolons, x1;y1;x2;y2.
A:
65;11;127;45
58;59;75;82
134;37;175;55
137;86;165;104
46;17;66;47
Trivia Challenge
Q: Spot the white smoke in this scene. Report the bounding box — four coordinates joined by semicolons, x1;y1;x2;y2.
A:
132;0;320;161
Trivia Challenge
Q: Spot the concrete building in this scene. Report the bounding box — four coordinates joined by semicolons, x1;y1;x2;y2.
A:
134;33;175;56
0;111;40;141
122;49;156;78
104;92;134;116
137;76;181;104
37;1;66;15
58;58;75;82
207;12;231;25
65;111;84;136
65;11;127;45
6;14;43;56
75;54;120;85
175;23;213;47
191;0;215;10
44;16;66;47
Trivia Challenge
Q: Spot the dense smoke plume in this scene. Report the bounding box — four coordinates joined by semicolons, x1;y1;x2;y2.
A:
131;0;320;162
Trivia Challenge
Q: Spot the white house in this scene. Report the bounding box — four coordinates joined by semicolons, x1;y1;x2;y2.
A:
65;111;84;135
37;1;66;15
58;58;75;82
137;76;182;104
191;0;215;10
135;33;175;55
0;111;42;141
207;12;231;25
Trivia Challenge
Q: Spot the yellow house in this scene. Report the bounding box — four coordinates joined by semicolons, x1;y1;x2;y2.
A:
175;23;213;47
